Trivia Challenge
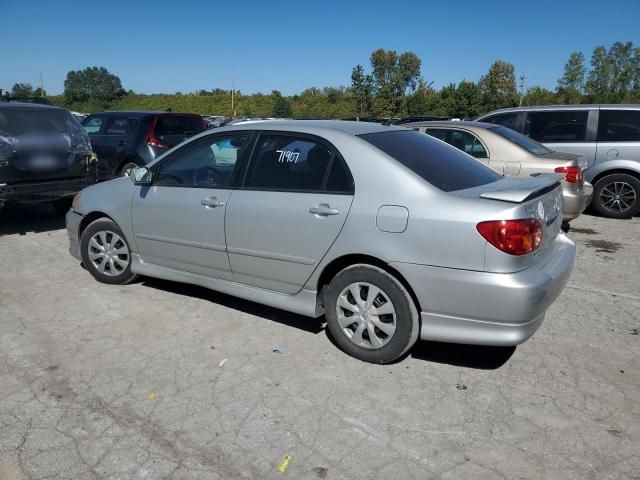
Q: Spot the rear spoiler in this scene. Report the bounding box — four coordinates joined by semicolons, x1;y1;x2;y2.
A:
479;174;562;203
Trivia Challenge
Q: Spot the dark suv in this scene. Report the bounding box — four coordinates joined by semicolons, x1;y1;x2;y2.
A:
0;102;96;214
82;111;207;179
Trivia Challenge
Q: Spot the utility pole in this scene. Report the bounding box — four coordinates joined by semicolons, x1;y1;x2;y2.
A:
231;75;235;118
518;70;526;107
39;72;44;97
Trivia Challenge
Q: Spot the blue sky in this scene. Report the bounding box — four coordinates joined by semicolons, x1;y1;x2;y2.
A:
2;0;639;96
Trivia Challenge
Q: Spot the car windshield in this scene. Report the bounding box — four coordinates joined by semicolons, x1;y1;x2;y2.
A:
0;108;73;136
491;125;552;155
359;129;501;192
154;115;204;136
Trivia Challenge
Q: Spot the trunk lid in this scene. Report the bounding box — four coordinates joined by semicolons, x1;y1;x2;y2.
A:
456;174;565;258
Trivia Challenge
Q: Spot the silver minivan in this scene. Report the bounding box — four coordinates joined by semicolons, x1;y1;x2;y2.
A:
477;105;640;218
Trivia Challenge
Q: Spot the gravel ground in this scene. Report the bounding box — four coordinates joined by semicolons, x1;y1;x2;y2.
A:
0;203;638;480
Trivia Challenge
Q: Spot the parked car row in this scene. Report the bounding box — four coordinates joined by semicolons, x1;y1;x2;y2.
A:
477;105;640;218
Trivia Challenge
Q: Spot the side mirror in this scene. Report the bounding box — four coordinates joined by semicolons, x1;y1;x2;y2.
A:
131;167;153;185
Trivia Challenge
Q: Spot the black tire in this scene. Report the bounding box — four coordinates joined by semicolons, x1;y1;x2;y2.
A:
51;198;73;216
592;173;640;219
324;264;419;364
80;218;138;285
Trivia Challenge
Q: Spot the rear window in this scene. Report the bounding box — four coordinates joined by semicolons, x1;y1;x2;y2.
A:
525;110;588;143
491;125;552;155
597;109;640;142
0;108;75;136
359;130;501;192
154;115;205;136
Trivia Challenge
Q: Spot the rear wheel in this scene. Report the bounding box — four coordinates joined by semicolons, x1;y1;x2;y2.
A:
80;218;138;285
325;265;419;364
592;173;640;219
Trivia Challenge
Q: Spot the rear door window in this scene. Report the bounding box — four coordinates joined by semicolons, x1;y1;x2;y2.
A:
481;112;519;131
597;110;640;142
426;128;488;158
244;135;333;192
105;118;130;135
525;111;588;143
359;130;500;192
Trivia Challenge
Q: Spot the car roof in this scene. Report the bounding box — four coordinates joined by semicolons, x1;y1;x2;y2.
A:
0;101;65;111
219;119;405;136
87;110;202;117
402;120;498;129
481;104;640;115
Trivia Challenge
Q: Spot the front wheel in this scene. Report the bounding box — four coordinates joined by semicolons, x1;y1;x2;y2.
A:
592;173;640;219
80;218;138;285
324;265;419;364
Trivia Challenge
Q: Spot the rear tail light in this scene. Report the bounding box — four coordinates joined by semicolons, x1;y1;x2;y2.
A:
145;117;170;149
554;165;582;184
477;219;543;256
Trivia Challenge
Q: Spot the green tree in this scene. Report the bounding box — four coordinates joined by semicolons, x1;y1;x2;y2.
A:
11;82;35;99
556;52;585;103
350;64;373;117
452;80;483;118
524;86;557;106
271;90;292;117
478;60;518;111
585;45;613;102
369;49;421;117
406;78;437;116
64;66;124;106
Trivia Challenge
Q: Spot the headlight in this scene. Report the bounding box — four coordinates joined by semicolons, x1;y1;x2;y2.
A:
72;193;81;210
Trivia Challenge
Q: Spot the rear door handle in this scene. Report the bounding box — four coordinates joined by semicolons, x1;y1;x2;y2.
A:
201;197;224;208
309;204;340;216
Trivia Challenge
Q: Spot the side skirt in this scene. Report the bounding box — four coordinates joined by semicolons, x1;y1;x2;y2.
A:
131;254;324;318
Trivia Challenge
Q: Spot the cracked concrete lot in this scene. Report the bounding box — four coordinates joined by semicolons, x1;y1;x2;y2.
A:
0;204;638;480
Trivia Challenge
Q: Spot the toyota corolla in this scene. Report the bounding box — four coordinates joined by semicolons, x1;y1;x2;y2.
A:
66;121;575;363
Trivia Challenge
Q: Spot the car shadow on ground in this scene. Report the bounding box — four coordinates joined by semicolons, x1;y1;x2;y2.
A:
141;278;326;334
142;277;516;368
0;203;65;236
410;341;516;369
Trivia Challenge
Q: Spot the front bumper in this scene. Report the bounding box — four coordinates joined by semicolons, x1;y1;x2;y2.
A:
390;234;576;346
66;209;83;260
0;176;95;203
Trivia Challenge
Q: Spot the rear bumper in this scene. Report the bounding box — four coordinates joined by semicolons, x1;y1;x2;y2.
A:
390;234;576;346
66;209;83;260
561;182;590;221
0;176;95;203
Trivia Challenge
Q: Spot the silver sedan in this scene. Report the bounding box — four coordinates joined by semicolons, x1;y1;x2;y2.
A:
66;121;575;363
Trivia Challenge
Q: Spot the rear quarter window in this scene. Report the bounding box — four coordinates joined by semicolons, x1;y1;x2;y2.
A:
359;130;501;192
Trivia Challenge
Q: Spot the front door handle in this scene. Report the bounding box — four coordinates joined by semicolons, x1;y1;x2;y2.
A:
309;204;340;216
201;197;224;208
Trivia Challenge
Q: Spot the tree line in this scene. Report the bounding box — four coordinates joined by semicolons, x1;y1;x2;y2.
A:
5;41;639;119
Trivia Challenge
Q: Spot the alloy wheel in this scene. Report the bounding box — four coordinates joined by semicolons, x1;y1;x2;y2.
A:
599;181;637;214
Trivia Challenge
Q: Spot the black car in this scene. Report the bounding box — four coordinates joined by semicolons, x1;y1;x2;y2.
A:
82;111;207;179
0;102;96;214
